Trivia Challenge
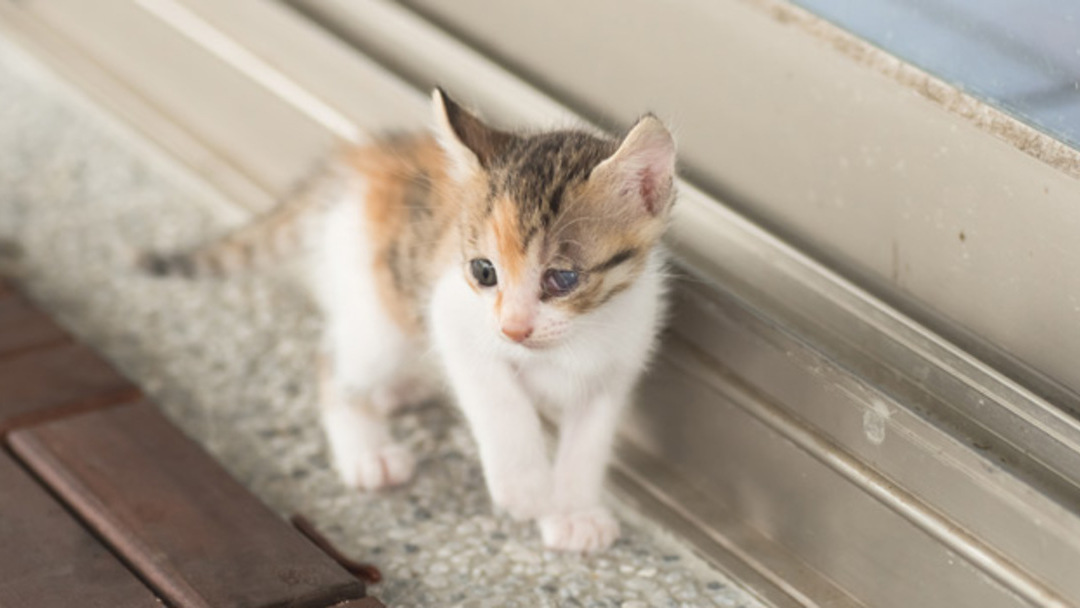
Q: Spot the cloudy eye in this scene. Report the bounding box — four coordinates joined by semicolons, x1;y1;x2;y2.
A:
470;258;498;287
542;269;580;297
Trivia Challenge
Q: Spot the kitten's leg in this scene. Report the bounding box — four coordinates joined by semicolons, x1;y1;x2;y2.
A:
441;355;552;520
309;196;414;491
317;353;414;490
429;274;551;518
540;381;631;552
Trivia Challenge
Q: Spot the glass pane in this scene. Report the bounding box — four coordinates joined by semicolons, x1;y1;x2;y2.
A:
791;0;1080;149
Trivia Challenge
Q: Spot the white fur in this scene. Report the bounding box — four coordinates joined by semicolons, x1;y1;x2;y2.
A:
307;177;435;491
429;251;667;551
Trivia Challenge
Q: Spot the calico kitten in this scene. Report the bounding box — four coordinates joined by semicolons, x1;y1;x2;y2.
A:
144;89;676;552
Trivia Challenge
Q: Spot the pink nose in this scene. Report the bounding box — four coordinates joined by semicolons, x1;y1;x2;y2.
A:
501;324;533;343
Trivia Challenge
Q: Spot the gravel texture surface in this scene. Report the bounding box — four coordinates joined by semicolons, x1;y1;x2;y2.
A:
0;37;763;608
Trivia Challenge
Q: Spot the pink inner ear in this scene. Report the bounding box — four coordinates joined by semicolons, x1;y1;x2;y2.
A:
606;119;675;215
637;167;659;215
616;166;664;215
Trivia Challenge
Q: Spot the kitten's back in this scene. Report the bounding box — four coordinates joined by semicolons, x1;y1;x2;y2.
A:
343;134;461;333
137;135;457;285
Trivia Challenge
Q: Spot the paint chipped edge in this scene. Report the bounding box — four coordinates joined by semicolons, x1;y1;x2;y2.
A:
741;0;1080;181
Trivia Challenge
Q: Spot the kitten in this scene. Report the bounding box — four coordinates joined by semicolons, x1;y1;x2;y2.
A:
143;89;677;552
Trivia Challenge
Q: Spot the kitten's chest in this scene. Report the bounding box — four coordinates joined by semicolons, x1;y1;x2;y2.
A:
512;347;607;408
515;362;573;410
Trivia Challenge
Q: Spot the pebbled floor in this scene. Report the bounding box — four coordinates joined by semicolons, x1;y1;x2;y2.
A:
0;36;763;608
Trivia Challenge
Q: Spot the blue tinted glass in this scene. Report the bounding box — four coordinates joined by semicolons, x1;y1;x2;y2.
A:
790;0;1080;150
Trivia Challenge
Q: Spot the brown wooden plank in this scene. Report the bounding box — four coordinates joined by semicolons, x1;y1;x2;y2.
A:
0;453;161;608
0;341;139;435
0;295;71;359
9;402;367;608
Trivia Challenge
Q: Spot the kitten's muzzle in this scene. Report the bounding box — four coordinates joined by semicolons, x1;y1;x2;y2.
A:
500;322;534;344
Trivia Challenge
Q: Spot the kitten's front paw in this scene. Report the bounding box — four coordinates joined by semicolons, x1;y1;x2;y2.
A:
490;472;551;521
539;508;620;552
334;443;415;491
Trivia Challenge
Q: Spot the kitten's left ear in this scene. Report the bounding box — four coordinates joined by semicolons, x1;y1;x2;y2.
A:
592;115;676;216
431;87;515;181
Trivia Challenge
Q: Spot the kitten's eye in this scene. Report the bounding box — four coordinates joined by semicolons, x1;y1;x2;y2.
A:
470;258;498;287
542;269;580;297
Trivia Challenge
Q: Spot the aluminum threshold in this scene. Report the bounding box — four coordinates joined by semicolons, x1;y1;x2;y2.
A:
2;1;1079;607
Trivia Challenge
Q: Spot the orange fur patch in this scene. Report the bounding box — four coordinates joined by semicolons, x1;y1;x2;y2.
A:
490;197;527;284
344;136;460;336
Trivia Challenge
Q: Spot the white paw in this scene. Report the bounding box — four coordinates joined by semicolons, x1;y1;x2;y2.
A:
335;443;415;491
539;508;620;552
489;471;551;521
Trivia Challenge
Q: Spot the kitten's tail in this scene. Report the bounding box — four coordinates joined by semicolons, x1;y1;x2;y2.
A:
139;160;346;279
137;214;304;279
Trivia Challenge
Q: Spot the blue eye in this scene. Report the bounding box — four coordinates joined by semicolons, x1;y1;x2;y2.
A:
543;269;579;296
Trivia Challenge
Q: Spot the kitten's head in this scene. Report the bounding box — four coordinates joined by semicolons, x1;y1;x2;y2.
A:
432;88;676;349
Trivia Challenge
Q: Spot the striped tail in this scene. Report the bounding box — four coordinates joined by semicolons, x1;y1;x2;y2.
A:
139;159;345;279
136;206;311;279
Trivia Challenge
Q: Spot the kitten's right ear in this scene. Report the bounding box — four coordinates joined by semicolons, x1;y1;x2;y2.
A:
591;114;676;218
431;88;514;181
